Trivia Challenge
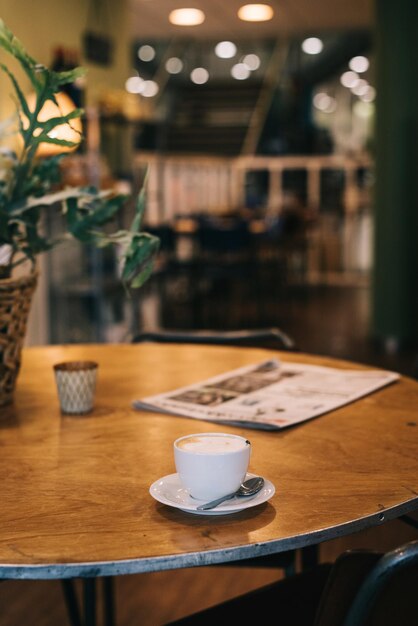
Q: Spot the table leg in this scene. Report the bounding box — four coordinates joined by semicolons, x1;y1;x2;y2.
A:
61;579;82;626
83;578;97;626
103;576;116;626
301;545;319;571
63;577;116;626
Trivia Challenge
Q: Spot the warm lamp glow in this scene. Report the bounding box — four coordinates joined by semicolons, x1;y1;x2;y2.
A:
238;4;274;22
169;8;205;26
27;91;82;157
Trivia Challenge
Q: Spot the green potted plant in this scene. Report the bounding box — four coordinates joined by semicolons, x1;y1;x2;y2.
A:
0;20;159;405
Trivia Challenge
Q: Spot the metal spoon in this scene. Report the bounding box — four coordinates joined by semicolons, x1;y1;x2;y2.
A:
196;476;265;511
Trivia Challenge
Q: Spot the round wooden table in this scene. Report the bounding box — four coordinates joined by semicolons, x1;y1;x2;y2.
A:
1;343;418;580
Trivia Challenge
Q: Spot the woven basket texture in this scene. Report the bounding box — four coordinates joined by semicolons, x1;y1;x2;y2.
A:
0;272;38;406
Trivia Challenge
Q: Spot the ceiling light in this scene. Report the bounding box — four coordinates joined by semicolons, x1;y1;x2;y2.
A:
215;41;237;59
301;37;323;55
340;70;359;88
190;67;209;84
138;45;155;62
238;4;274;22
313;93;330;110
231;63;250;80
169;8;205;26
351;78;368;96
360;86;376;103
125;76;144;94
243;53;260;70
165;57;183;74
353;100;374;119
349;56;369;73
141;80;159;97
313;93;336;113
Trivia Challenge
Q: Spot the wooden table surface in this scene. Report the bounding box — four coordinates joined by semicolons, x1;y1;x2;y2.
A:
1;343;418;580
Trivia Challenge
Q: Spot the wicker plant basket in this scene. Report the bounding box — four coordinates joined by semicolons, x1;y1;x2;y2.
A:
0;272;38;406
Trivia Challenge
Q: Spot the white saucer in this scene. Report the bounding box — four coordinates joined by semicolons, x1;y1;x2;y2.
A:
149;472;275;515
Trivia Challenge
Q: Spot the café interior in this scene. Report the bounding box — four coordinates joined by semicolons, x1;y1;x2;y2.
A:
1;0;418;624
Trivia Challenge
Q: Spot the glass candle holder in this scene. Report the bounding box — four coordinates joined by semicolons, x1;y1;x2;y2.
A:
53;361;98;414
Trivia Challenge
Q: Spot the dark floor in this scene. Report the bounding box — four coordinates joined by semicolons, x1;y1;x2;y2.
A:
152;275;417;379
274;284;417;377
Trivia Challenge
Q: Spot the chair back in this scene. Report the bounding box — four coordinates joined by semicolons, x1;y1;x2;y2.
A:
197;216;251;256
315;540;418;626
132;327;297;351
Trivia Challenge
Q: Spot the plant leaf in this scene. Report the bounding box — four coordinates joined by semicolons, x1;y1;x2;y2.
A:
0;62;31;119
0;19;159;293
53;67;86;86
121;232;160;288
0;19;40;90
130;169;149;233
8;188;96;215
34;108;84;135
66;195;127;242
31;134;81;149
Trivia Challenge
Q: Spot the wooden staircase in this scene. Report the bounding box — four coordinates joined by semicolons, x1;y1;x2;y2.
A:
164;79;263;155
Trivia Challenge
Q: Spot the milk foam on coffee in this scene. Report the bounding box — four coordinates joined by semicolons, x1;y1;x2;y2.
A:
177;434;248;454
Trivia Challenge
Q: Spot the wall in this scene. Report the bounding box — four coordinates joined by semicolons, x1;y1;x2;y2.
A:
0;0;130;117
372;0;418;346
0;0;131;345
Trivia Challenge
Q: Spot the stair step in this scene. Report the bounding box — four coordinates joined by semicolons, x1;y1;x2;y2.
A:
164;80;261;155
168;126;247;136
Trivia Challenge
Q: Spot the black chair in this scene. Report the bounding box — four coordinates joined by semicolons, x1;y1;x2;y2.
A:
193;216;259;327
167;540;418;626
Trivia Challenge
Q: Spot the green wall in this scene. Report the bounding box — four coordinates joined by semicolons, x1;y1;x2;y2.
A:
372;0;418;346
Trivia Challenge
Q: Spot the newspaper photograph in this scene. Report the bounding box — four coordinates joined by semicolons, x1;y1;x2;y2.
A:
132;359;400;430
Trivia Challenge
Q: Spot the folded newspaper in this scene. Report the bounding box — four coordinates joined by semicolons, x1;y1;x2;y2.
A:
132;359;400;430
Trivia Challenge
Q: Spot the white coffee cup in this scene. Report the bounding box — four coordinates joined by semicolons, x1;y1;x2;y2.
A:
174;432;251;501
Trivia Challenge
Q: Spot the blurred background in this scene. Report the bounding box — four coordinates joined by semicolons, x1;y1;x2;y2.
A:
1;3;418;624
1;0;417;377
